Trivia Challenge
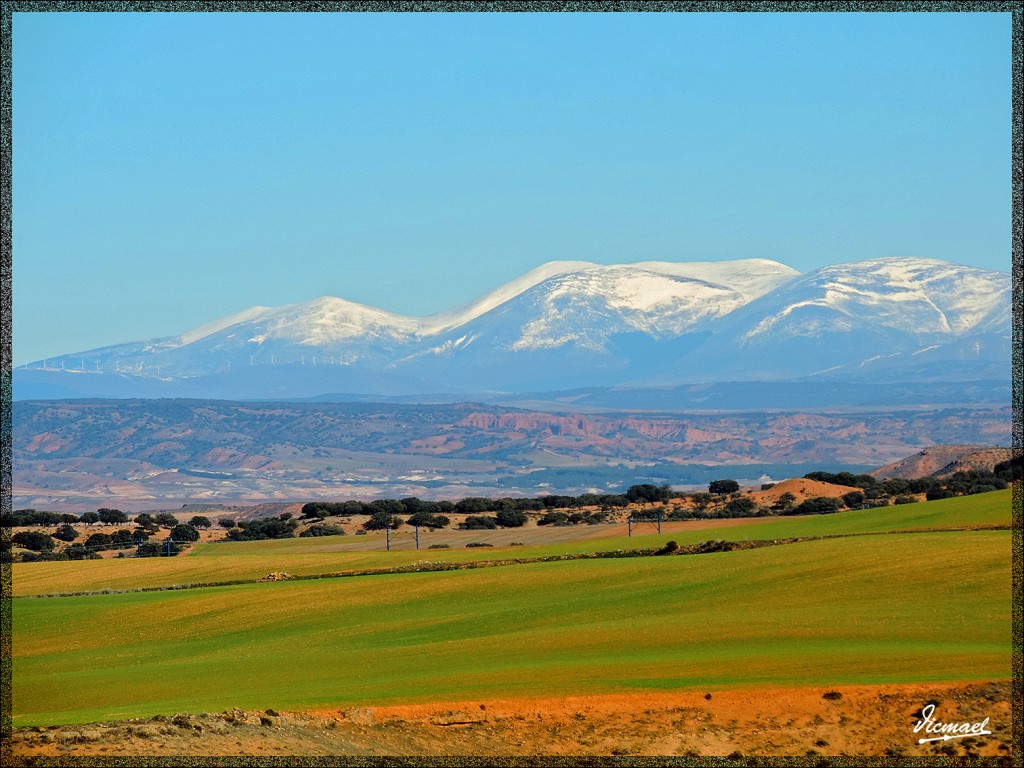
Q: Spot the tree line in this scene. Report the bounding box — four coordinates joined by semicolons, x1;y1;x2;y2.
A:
6;459;1018;559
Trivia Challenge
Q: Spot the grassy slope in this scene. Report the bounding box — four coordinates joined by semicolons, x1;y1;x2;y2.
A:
13;529;1010;725
11;489;1011;596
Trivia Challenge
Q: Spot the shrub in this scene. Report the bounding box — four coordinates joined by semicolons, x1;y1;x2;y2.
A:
363;510;403;531
656;540;679;555
804;471;877;490
12;531;56;551
770;495;794;514
97;508;129;525
842;491;865;508
225;518;298;541
495;509;528;528
219;518;236;529
460;515;498;530
709;479;739;495
696;540;734;553
65;543;101;560
454;497;496;515
465;542;493;548
788;497;842;515
5;509;71;526
908;477;938;494
84;532;113;550
881;478;910;496
689;492;714;509
20;550;68;562
427;544;450;549
969;484;998;495
893;495;917;505
537;511;569;526
171;524;201;543
110;529;138;548
625;484;672;504
406;511;450;529
299;524;345;538
723;497;756;517
188;516;212;529
138;540;182;557
994;455;1023;482
52;524;79;543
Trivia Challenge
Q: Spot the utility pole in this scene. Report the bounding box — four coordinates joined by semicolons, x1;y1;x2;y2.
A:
658;511;662;535
628;516;632;537
415;524;420;550
386;525;391;551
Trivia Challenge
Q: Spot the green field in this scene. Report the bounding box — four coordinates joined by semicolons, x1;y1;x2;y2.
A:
11;489;1011;597
12;499;1012;725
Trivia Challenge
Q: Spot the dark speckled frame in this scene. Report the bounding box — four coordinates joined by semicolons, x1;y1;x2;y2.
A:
0;2;1020;766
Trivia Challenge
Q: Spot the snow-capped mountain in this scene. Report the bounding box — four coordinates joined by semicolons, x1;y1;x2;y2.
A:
14;256;1011;400
389;260;800;391
38;296;420;379
647;257;1011;383
735;257;1009;344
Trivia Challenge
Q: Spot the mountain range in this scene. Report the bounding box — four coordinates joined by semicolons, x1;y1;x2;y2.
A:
14;256;1011;401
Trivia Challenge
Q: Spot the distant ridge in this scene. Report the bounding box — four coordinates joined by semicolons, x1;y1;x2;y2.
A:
869;445;1014;480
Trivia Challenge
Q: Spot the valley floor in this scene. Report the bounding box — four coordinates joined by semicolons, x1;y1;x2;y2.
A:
9;680;1012;759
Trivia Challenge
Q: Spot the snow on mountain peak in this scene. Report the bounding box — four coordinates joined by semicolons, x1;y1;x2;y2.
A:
418;260;597;335
507;265;752;352
633;258;800;301
176;305;277;347
739;256;1009;342
253;296;419;346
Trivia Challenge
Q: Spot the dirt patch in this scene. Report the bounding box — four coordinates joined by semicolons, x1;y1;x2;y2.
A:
749;477;863;505
10;680;1011;758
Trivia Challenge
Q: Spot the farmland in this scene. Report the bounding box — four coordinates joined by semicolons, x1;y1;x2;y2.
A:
11;490;1012;742
11;488;1011;597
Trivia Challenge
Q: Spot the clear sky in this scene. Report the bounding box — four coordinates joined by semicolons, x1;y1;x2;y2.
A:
12;11;1012;366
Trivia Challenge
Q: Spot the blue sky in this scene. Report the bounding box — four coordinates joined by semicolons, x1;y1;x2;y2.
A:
12;11;1012;366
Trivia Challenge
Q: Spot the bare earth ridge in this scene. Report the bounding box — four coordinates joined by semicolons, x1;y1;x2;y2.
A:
10;681;1011;758
869;445;1014;480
